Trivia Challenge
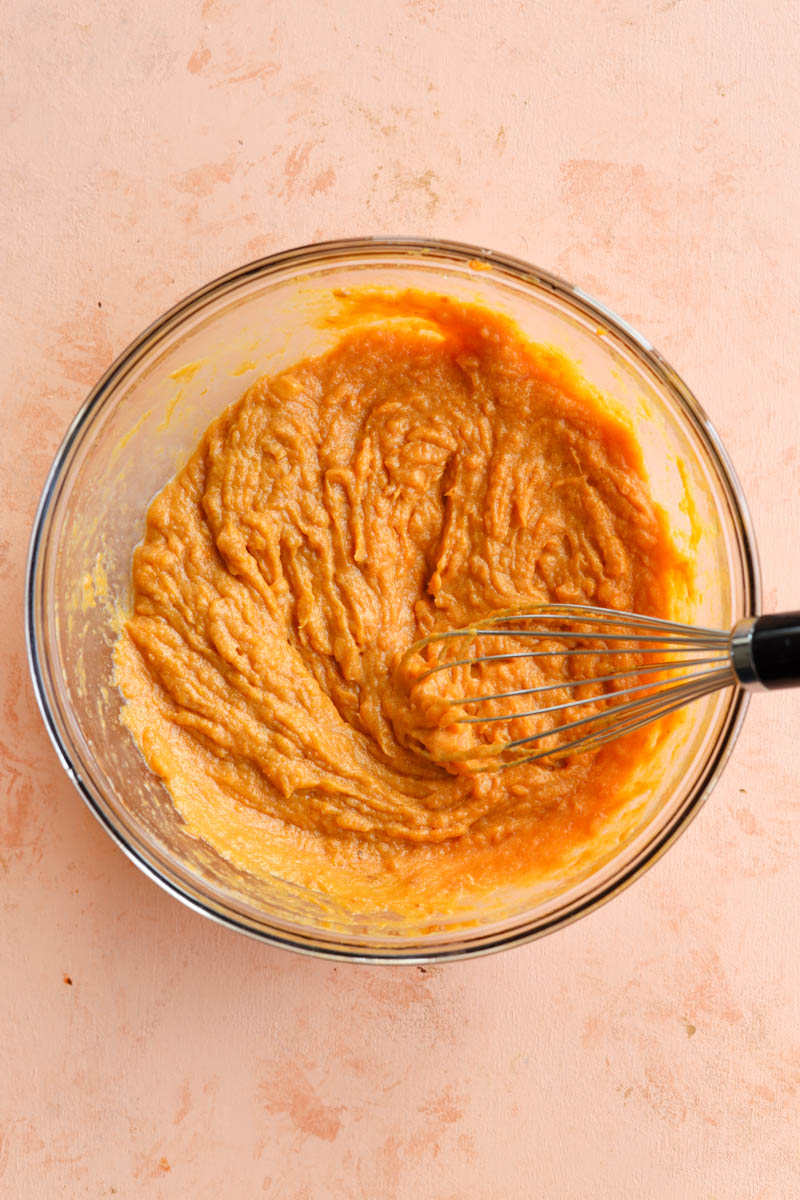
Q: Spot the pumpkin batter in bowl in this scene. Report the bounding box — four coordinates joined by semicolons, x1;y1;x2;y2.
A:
114;289;691;920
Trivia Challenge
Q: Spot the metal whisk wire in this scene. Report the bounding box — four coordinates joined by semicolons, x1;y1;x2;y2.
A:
402;604;745;771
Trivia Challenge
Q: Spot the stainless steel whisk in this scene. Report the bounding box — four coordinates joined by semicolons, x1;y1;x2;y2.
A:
403;605;800;770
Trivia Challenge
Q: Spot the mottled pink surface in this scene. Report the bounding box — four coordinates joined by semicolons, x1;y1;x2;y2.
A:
3;2;800;1196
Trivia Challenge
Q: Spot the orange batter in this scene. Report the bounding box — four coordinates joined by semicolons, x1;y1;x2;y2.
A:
114;291;690;919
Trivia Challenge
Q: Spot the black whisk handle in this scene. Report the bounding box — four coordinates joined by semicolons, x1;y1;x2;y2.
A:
750;612;800;689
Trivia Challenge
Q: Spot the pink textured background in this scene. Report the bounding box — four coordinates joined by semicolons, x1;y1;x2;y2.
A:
3;2;800;1196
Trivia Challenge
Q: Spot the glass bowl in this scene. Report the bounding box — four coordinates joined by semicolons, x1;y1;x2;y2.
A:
26;237;760;962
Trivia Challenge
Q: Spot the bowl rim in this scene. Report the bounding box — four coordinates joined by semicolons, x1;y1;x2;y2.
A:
25;235;762;963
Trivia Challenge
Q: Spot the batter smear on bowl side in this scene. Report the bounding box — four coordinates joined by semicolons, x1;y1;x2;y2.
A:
114;290;691;919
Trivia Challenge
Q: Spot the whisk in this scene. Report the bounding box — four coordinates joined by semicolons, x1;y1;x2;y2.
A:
401;605;800;770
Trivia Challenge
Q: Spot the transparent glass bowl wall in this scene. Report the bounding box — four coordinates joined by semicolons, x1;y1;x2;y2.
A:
26;239;760;961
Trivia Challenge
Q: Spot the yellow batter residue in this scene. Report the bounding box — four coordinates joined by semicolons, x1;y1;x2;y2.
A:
114;291;691;918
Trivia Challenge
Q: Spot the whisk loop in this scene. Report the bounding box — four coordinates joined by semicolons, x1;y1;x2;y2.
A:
399;603;795;772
